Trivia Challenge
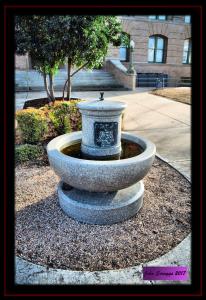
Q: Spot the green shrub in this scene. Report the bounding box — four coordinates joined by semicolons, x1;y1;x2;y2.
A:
16;100;83;144
16;108;48;143
15;144;44;164
66;100;82;131
47;102;71;134
46;100;82;135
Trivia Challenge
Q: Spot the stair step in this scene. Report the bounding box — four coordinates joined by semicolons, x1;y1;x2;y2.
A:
15;69;125;91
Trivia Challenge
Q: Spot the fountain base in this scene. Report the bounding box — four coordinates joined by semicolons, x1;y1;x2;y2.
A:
58;181;144;225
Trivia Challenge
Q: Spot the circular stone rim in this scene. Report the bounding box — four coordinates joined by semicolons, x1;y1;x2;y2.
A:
77;100;127;111
47;131;156;165
47;131;156;192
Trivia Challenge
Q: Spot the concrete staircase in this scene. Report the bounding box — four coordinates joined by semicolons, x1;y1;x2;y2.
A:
15;69;127;91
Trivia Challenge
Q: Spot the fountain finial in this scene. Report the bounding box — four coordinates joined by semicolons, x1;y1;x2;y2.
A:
99;92;104;101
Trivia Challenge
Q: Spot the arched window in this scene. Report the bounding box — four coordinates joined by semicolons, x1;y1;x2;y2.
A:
182;39;191;64
148;35;167;63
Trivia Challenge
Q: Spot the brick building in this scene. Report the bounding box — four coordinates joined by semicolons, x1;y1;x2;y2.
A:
106;15;191;86
15;15;191;87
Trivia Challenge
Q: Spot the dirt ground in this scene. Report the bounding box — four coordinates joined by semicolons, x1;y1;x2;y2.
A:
150;87;191;105
15;157;191;271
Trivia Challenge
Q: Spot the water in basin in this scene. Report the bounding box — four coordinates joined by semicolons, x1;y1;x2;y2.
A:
61;139;143;161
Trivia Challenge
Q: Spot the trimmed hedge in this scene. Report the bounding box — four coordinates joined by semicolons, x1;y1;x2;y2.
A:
48;103;72;134
16;108;48;144
16;99;83;144
15;144;44;164
45;100;82;134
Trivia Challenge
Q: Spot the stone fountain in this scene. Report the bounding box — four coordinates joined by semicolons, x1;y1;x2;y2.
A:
47;92;156;225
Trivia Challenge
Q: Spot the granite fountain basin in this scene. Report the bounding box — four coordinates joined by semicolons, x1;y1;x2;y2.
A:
47;131;156;193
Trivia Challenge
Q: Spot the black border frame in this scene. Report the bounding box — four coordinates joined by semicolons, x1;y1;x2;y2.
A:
1;0;204;297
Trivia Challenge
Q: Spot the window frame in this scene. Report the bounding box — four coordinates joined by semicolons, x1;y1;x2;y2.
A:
119;46;129;62
118;32;130;62
184;15;191;23
148;35;167;64
182;38;192;64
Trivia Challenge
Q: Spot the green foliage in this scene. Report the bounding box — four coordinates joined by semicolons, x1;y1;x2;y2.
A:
120;32;130;47
15;15;124;71
15;15;65;75
64;100;82;131
15;144;44;164
48;102;71;134
15;16;125;98
46;100;82;134
16;108;48;143
16;100;82;144
63;15;123;69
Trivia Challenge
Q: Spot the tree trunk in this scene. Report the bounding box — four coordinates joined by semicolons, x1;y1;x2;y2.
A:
63;60;89;100
67;59;72;100
43;72;52;102
49;73;55;102
62;79;68;100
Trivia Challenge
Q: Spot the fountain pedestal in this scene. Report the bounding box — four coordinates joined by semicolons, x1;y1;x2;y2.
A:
47;94;156;225
58;181;144;225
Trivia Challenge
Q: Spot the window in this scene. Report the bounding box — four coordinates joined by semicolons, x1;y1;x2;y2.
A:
148;35;167;63
184;15;191;23
182;39;191;64
149;15;156;20
118;32;130;61
158;15;166;20
148;15;167;20
119;46;127;61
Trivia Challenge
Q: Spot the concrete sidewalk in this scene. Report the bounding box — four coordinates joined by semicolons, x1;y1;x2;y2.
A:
15;89;191;178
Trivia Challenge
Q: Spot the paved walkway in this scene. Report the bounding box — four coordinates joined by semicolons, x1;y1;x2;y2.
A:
15;89;191;178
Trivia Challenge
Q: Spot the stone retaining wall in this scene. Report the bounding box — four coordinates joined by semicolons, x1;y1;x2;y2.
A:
105;60;136;90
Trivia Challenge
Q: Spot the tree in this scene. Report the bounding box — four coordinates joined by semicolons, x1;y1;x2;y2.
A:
15;15;65;102
58;16;124;99
15;16;125;101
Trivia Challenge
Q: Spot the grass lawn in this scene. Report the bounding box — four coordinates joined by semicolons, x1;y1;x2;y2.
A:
150;87;191;105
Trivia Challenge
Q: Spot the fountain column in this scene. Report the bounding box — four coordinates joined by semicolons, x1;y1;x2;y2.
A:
77;92;127;159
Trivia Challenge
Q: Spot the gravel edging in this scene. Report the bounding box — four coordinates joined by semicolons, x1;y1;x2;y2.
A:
15;155;191;285
15;155;189;271
15;233;191;285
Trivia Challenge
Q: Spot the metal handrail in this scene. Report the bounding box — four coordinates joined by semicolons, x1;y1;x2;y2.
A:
136;76;191;88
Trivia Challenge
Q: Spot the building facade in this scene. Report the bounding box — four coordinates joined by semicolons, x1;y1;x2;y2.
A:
15;15;191;87
106;15;191;86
